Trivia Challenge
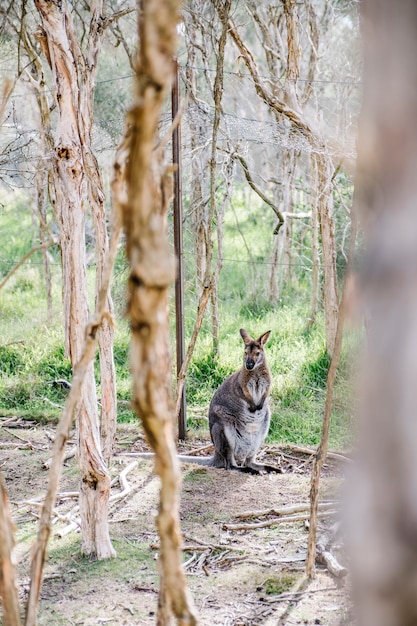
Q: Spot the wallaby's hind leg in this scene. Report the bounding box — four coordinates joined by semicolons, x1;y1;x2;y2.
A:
210;421;238;470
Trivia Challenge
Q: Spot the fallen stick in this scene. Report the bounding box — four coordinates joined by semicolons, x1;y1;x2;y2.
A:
109;461;138;502
315;521;347;578
181;443;213;456
223;510;336;531
316;550;347;578
43;445;76;469
279;443;351;464
0;416;23;428
57;462;138;536
235;501;337;520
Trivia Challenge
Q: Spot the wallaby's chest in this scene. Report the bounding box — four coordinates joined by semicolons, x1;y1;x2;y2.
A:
245;375;269;406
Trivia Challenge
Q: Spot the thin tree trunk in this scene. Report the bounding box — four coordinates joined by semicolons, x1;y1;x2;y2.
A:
123;1;197;623
308;154;320;326
208;0;231;356
347;1;417;623
34;168;53;323
184;17;210;298
34;0;115;559
80;0;117;464
314;152;338;354
269;225;282;306
306;195;357;579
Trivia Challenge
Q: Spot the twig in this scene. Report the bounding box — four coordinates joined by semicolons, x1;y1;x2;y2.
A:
0;241;57;291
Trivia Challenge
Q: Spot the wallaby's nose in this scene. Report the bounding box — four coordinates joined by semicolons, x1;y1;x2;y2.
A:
246;359;255;370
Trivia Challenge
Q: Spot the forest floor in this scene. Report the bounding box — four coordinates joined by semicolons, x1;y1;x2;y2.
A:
1;419;353;626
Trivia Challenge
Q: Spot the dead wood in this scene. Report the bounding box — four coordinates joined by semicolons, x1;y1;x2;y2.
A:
43;445;76;469
280;443;351;464
315;522;347;579
223;510;336;532
181;443;214;456
235;501;338;520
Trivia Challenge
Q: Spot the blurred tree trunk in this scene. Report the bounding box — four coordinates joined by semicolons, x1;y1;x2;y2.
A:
0;473;22;626
347;1;417;624
34;0;115;559
123;1;198;623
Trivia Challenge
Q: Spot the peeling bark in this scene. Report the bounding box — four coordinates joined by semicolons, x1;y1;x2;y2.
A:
34;0;115;559
123;1;197;623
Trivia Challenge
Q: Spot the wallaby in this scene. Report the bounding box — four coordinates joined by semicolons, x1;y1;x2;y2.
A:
135;329;280;474
204;328;279;473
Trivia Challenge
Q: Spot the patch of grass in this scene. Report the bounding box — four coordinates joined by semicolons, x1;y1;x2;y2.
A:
182;467;208;484
263;573;296;595
37;345;73;380
47;536;157;584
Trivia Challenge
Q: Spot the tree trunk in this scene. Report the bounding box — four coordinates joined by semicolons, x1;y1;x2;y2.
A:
314;152;338;355
34;168;53;323
34;0;115;559
0;473;22;626
184;21;210;298
123;1;197;623
308;154;320;326
347;1;417;624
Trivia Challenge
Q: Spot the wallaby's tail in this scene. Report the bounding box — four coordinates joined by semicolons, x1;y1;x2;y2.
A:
133;452;213;466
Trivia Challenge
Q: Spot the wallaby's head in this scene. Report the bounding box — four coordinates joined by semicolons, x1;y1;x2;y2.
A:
240;329;271;371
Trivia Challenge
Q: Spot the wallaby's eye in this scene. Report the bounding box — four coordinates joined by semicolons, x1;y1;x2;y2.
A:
256;351;260;356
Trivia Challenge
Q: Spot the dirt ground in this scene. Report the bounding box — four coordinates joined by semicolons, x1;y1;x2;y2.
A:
0;418;352;626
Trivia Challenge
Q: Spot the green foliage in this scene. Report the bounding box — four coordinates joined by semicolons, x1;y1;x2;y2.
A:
186;353;234;406
0;344;25;375
37;345;72;380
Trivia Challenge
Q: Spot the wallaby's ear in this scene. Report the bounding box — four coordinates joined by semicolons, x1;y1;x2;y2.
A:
240;328;252;344
258;330;271;346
